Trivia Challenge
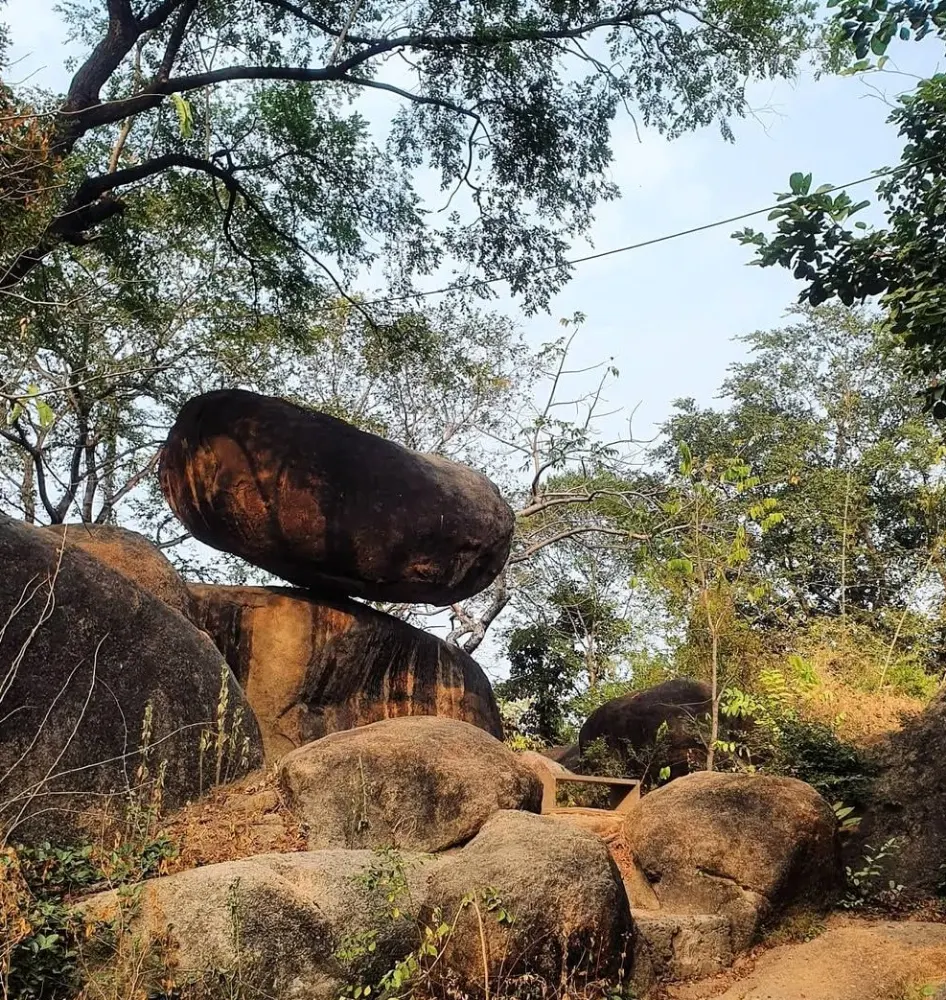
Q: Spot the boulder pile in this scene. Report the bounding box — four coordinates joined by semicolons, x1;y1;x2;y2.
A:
157;388;514;757
1;390;858;999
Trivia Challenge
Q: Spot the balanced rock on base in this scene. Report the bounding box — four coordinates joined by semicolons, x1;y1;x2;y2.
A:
0;516;263;843
189;584;503;760
278;716;542;851
44;522;195;619
159;388;515;605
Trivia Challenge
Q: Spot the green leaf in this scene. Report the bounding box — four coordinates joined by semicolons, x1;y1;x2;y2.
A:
789;171;807;195
35;397;54;430
170;93;194;139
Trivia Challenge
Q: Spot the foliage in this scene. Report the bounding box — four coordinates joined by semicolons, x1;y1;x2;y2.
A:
727;657;877;797
0;835;177;1000
0;0;816;313
497;578;636;743
733;3;946;381
496;624;579;744
579;737;630;779
842;837;905;909
658;305;946;626
337;848;518;1000
772;716;876;804
645;445;782;769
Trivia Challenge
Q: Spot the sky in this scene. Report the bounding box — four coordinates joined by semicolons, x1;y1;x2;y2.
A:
4;1;942;439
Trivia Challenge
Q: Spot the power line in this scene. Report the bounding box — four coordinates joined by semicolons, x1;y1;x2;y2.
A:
364;155;939;308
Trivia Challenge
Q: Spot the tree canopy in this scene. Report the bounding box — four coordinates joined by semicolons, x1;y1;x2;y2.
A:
0;0;815;317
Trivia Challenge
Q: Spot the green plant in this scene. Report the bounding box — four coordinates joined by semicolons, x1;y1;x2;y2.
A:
774;717;875;806
842;838;905;909
832;801;861;834
337;851;519;1000
503;733;547;754
0;834;177;1000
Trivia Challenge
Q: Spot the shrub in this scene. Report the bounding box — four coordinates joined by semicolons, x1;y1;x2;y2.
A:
0;836;177;1000
772;717;876;806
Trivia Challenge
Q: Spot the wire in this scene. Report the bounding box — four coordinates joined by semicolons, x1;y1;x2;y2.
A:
364;153;943;308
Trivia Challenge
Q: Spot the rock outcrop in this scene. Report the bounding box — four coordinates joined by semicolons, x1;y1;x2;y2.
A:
158;389;515;605
579;678;713;781
189;584;503;759
44;522;195;619
0;516;263;843
623;771;842;951
278;717;541;851
697;917;946;1000
857;690;946;893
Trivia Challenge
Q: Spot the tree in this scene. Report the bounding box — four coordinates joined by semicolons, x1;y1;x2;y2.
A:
658;305;946;623
496;580;633;742
443;320;663;652
646;445;782;769
0;0;815;316
733;0;946;383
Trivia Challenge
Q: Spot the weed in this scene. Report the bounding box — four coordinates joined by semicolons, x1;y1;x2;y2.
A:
842;837;905;909
337;849;520;1000
0;834;177;1000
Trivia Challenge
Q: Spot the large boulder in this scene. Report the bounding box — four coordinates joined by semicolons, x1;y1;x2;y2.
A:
278;716;542;851
80;816;633;999
189;584;503;760
857;691;946;893
427;810;633;985
0;515;263;843
579;678;713;782
80;850;431;1000
44;522;194;619
542;743;582;771
158;389;515;604
623;771;842;951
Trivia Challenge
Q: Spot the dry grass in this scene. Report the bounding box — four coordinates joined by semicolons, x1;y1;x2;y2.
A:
160;768;306;874
797;678;925;747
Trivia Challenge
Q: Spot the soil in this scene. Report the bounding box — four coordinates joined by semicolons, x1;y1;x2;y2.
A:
655;916;946;1000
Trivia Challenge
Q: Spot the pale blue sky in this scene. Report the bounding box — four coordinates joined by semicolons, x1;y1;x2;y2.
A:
5;1;941;440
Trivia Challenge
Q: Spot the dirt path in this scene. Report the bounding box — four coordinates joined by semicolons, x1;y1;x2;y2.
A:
661;916;946;1000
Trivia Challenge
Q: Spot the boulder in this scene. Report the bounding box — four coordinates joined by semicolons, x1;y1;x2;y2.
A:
623;771;842;951
278;716;542;851
579;678;713;782
189;584;503;760
517;749;567;810
80;815;633;999
79;850;432;1000
426;810;633;985
542;744;582;771
158;389;515;604
0;515;263;843
44;522;194;619
632;912;735;986
857;690;946;893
